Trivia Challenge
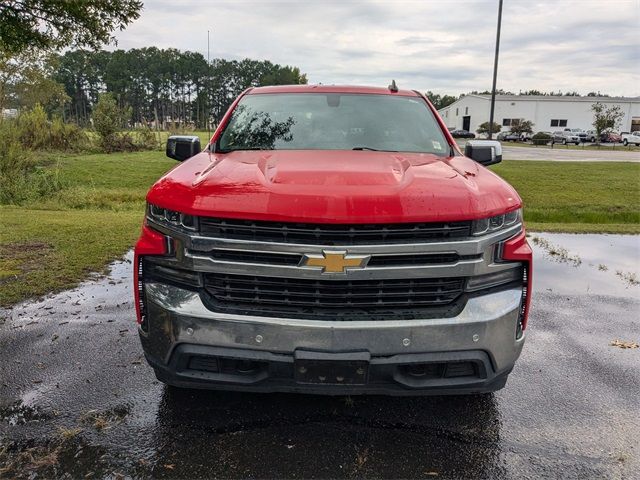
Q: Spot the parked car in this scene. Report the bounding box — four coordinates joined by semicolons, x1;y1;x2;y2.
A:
497;131;519;142
135;84;532;396
564;128;588;142
450;129;476;139
518;132;534;141
551;131;580;145
585;130;598;142
621;132;640;146
600;131;622;143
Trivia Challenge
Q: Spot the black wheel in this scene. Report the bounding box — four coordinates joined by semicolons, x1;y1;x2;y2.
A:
562;139;567;145
623;139;628;146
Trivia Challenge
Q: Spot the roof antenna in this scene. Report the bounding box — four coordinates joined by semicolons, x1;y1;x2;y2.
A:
388;79;398;92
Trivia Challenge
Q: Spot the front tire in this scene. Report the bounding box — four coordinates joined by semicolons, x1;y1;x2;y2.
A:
562;139;567;145
623;139;628;146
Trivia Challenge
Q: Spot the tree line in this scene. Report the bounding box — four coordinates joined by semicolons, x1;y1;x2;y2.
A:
53;48;308;128
1;47;307;129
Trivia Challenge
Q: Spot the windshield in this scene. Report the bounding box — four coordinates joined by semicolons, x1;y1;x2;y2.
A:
217;93;450;155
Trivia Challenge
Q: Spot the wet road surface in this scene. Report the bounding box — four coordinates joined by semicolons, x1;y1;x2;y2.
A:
1;233;638;479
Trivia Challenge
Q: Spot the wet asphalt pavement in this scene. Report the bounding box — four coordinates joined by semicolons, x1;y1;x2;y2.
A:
1;233;638;479
500;145;640;162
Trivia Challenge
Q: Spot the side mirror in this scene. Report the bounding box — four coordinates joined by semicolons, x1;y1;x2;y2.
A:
464;140;502;166
166;135;201;161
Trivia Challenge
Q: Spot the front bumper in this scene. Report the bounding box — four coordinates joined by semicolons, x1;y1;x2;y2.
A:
140;283;525;395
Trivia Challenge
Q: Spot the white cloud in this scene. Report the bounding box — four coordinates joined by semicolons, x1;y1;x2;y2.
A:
113;0;640;96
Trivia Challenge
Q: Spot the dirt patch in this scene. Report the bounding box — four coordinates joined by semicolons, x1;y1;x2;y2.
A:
615;270;640;287
609;339;639;349
80;404;131;431
530;236;582;267
0;242;55;286
0;435;111;479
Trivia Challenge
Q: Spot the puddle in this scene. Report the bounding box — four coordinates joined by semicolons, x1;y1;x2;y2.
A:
0;401;51;426
530;233;640;298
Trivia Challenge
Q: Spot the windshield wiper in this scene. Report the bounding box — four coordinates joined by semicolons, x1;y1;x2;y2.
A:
217;147;268;153
352;146;398;152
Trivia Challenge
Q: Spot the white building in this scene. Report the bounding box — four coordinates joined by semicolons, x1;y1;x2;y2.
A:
438;95;640;134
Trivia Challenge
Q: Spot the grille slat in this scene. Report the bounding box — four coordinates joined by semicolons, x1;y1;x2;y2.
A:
199;218;472;245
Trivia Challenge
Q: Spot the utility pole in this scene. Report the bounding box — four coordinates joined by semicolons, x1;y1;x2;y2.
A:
207;29;211;140
488;0;503;140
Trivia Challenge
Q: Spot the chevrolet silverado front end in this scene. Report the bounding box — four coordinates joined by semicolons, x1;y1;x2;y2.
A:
134;85;532;395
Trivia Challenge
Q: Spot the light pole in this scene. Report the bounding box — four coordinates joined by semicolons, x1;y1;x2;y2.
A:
488;0;503;140
207;29;211;140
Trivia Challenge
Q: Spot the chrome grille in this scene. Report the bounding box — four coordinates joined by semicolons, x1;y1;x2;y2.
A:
202;250;472;267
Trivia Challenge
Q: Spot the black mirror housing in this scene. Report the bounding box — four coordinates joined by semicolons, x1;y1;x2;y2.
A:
464;140;502;166
166;135;201;161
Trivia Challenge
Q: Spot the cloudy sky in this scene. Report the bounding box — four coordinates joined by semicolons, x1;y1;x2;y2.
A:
114;0;640;96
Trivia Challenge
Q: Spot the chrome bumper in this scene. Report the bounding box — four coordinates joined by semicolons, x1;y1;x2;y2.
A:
140;282;525;395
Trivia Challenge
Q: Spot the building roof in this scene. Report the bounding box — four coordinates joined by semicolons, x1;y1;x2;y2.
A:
470;94;639;102
439;94;640;111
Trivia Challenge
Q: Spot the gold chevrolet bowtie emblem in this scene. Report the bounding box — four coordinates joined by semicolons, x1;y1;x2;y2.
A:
300;250;370;274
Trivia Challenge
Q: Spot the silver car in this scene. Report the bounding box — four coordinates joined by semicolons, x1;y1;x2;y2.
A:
551;131;580;145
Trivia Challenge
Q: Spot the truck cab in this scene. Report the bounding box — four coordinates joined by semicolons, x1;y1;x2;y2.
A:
134;85;532;395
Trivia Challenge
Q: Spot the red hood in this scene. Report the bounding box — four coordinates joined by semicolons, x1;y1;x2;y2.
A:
147;150;521;223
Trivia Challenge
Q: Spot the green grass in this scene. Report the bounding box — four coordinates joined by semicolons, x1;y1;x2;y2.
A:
0;154;638;306
0;151;174;306
492;161;640;231
0;209;143;304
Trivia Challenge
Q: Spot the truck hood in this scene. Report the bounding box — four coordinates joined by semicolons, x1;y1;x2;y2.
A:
147;150;521;223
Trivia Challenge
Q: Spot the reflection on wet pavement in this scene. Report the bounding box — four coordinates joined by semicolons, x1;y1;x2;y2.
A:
0;233;638;478
530;232;640;297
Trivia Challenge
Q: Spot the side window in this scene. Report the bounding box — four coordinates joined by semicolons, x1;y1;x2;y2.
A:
559;120;568;127
550;119;559;127
465;107;469;115
456;108;459;116
502;118;511;126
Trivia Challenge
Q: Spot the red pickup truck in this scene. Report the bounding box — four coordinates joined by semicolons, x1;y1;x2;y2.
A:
134;84;532;395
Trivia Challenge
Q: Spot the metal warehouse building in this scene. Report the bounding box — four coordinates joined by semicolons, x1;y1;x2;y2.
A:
438;94;640;134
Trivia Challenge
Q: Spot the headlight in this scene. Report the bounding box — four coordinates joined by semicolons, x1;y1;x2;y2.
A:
147;204;197;231
472;208;522;236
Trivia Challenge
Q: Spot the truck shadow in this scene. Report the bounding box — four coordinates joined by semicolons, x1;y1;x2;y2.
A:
147;386;505;478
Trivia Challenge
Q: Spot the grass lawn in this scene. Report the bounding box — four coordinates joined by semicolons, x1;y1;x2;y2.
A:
1;153;638;306
492;161;640;229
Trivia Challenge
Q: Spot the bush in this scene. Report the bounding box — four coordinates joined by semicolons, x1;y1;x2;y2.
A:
48;117;88;151
532;131;551;145
93;94;159;152
476;121;501;136
15;104;88;152
134;126;160;151
0;121;63;204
